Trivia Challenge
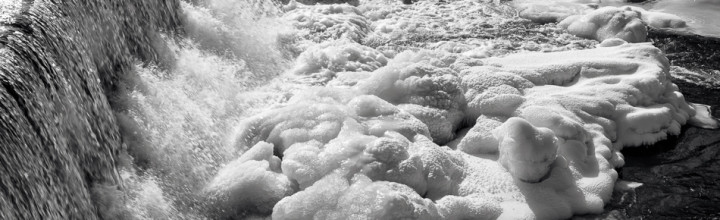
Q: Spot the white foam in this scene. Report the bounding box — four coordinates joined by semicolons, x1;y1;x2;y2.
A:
127;1;717;219
688;103;720;129
515;1;595;23
496;117;559;183
544;4;689;42
559;7;648;42
626;6;687;29
218;40;698;219
289;39;388;83
284;3;370;43
204;142;293;215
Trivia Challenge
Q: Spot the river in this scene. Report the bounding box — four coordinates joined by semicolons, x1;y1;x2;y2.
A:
1;0;719;219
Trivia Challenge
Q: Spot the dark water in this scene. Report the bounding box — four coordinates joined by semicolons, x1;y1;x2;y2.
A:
597;91;720;218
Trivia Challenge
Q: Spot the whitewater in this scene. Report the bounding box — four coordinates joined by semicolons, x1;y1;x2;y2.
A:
1;0;719;219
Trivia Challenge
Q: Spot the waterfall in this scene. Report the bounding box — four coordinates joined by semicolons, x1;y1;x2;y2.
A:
3;0;717;219
0;0;184;219
2;0;293;218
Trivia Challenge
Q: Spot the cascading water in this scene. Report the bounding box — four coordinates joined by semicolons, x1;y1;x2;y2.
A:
0;0;290;219
3;0;720;219
0;0;183;219
116;1;298;218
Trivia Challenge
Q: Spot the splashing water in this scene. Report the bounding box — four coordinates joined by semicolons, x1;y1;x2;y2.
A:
115;1;299;218
1;0;183;219
2;0;719;219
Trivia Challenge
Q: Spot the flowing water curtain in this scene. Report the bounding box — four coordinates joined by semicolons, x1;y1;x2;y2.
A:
0;0;182;219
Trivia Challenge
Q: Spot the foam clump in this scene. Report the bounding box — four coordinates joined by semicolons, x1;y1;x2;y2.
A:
453;115;503;154
615;104;683;146
294;0;360;7
515;1;595;24
435;41;494;59
204;142;293;217
597;37;628;47
467;42;693;217
272;172;502;220
284;3;370;43
496;117;558;182
355;51;471;144
233;89;429;155
290;40;388;83
623;6;687;29
360;0;519;47
559;6;647;42
273;173;444;219
688;103;720;129
230;88;504;219
216;38;700;219
485;41;695;148
557;5;688;42
459;66;532;119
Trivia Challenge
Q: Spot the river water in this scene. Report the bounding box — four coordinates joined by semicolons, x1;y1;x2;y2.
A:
1;0;719;219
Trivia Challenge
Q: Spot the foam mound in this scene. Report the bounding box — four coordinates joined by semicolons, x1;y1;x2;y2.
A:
355;51;470;144
496;117;559;183
559;6;647;42
484;40;695;147
204;142;293;217
293;0;359;7
557;5;688;42
284;3;370;43
289;39;388;83
515;1;595;24
360;0;546;50
623;6;687;29
208;39;707;219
